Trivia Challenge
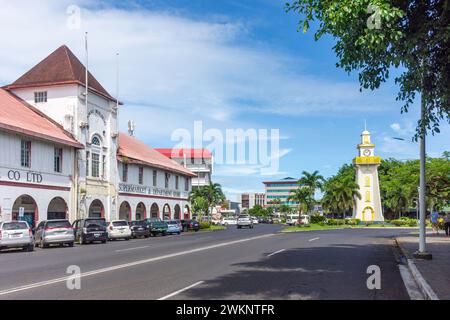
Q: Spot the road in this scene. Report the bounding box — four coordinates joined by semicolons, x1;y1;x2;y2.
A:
0;225;413;300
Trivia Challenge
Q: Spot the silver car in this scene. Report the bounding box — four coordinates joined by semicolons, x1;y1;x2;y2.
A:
237;215;254;229
35;220;75;248
0;221;34;252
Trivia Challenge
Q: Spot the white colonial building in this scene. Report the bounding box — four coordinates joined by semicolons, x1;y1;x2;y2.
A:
0;45;195;227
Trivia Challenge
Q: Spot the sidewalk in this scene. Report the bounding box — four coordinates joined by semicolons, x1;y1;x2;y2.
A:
396;232;450;300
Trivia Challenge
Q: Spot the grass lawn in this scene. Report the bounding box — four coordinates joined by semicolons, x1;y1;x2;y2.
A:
282;223;419;232
200;225;226;232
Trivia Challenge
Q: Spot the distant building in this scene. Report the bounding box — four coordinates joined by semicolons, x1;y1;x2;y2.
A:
263;177;301;207
155;149;213;188
240;193;265;209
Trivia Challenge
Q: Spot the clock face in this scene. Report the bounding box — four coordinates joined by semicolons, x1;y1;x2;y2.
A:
363;149;371;156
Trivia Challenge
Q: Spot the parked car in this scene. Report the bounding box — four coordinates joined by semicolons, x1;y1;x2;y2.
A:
166;220;182;235
180;219;200;232
0;221;34;252
220;217;237;226
34;219;74;248
286;214;310;226
251;216;259;224
107;220;132;240
144;218;168;236
237;215;254;229
130;220;150;238
72;218;108;244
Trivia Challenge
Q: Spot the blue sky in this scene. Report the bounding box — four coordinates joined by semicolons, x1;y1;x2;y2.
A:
0;0;448;200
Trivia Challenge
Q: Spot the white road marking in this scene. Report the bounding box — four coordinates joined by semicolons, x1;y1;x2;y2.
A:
398;264;424;300
308;237;320;242
115;246;149;253
158;281;204;300
267;249;285;257
0;233;276;296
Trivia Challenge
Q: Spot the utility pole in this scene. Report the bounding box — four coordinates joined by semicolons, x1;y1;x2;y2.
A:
413;95;432;260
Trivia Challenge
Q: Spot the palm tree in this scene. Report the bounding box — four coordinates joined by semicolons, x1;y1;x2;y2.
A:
386;185;409;219
299;170;325;195
203;182;226;216
288;187;315;224
322;177;361;218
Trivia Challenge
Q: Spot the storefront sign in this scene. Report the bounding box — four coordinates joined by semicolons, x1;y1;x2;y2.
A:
119;183;182;198
6;170;43;183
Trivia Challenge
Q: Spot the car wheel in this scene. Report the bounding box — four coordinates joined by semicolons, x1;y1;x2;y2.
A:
102;240;107;244
68;242;74;247
194;229;199;232
80;235;86;245
126;237;130;241
27;244;34;252
41;240;49;248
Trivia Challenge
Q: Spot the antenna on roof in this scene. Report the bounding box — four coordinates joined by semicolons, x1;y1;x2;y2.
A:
115;52;119;110
128;120;135;136
84;32;89;109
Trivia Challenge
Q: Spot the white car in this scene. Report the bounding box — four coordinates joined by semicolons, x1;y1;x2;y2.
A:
107;220;132;240
286;214;310;226
0;221;34;252
237;215;254;229
251;216;259;224
220;217;237;226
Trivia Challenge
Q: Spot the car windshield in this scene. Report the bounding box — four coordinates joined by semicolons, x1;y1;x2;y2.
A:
112;221;128;227
46;220;71;228
131;221;145;226
3;222;28;230
85;219;106;227
167;221;178;225
238;215;249;219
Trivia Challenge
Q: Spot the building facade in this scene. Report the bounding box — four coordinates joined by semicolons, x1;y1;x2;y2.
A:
0;45;195;226
263;177;301;207
352;130;384;222
240;193;265;209
0;88;82;227
155;149;213;188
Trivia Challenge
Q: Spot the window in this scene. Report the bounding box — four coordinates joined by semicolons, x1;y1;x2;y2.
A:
21;140;31;167
123;163;128;182
175;176;179;190
138;167;144;185
92;153;100;177
153;170;157;187
185;178;189;191
34;91;47;103
165;173;170;189
86;151;90;176
92;136;101;146
54;147;63;173
102;155;106;178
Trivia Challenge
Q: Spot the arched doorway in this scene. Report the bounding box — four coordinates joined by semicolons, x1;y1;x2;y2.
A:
184;205;190;219
163;204;171;220
47;197;68;220
174;204;181;220
150;203;159;219
136;202;146;220
12;195;38;228
89;200;104;218
119;201;131;221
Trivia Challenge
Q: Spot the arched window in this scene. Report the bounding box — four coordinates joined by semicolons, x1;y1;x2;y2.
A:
92;136;101;146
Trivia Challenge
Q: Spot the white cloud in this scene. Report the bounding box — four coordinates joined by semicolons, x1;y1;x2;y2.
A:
0;0;393;126
390;121;415;136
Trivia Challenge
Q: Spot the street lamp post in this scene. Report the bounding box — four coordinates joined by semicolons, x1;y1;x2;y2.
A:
393;101;432;260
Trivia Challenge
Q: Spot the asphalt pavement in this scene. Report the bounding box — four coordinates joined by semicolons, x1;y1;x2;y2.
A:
0;224;413;300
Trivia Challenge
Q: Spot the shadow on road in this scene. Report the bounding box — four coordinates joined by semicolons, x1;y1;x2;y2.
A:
178;241;409;300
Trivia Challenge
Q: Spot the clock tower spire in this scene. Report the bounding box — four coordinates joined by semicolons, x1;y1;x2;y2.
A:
353;129;384;222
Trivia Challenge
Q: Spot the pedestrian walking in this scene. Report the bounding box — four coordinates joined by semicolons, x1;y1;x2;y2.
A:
444;213;450;237
430;210;440;234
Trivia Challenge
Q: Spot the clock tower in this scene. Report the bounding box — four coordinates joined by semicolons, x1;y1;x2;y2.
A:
353;130;384;222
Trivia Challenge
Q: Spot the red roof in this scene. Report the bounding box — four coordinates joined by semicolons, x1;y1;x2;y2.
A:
118;133;196;177
155;148;212;159
0;88;83;148
4;45;116;102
